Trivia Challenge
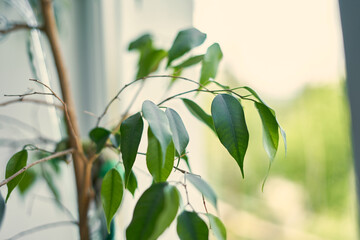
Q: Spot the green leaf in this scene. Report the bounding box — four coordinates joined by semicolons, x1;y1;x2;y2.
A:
18;169;37;195
181;98;215;132
146;128;175;182
101;168;124;233
89;127;111;153
115;164;138;196
5;150;28;202
186;174;217;208
0;193;5;228
150;185;180;239
165;108;189;155
128;33;153;51
173;55;204;70
255;102;279;160
136;49;167;79
199;43;223;86
120;112;143;186
167;28;206;67
242;86;287;154
142;100;172;162
211;94;249;177
207;214;226;240
126;183;180;240
177;211;209;240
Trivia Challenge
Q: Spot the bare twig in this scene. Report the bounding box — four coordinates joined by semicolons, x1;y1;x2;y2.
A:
0;23;44;35
112;81;146;132
29;79;84;160
0;97;63;109
0;149;73;188
96;74;211;127
5;221;78;240
4;92;53;97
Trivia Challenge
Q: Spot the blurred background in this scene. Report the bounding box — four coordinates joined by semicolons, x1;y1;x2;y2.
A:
0;0;356;239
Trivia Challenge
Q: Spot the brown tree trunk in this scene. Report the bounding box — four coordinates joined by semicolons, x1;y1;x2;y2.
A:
40;1;92;239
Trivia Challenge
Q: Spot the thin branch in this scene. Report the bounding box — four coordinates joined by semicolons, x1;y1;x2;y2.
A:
157;89;199;106
29;79;84;160
4;92;53;97
0;149;73;188
112;81;146;132
0;23;44;35
96;74;211;127
0;97;63;109
5;221;78;240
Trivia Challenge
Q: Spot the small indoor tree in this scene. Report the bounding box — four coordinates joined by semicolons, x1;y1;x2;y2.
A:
0;1;286;239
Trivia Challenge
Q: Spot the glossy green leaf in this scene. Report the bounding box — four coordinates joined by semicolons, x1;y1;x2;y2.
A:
0;193;5;228
207;214;226;240
126;183;180;240
146;128;175;182
165;108;189;155
167;28;206;67
211;94;249;177
173;55;204;70
89;127;111;153
186;174;217;208
101;168;124;233
199;43;223;86
120;112;143;186
177;211;209;240
18;169;37;195
136;49;167;79
5;150;28;202
128;34;152;51
243;86;287;154
142;100;172;162
255;102;279;160
150;185;180;239
115;164;138;196
181;98;215;132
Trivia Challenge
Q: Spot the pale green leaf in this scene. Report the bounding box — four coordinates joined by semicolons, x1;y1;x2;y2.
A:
199;43;223;86
101;168;123;233
207;214;226;240
146;128;175;182
211;94;249;177
255;102;279;160
186;174;217;208
165;108;189;155
242;86;287;154
142;100;172;163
